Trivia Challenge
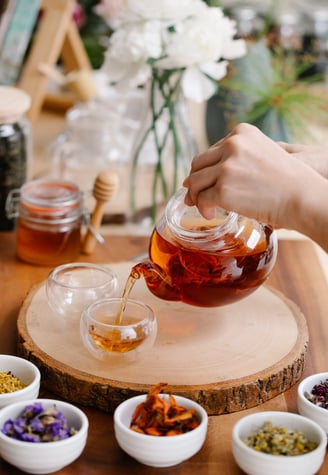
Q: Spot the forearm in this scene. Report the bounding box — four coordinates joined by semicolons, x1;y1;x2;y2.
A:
278;142;328;180
288;175;328;252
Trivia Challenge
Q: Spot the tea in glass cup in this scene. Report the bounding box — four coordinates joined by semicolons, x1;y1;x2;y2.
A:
80;297;157;361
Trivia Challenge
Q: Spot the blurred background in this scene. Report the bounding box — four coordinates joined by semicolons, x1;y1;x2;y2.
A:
0;0;327;229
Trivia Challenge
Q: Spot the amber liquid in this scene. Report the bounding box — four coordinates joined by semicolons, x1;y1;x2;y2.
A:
136;225;276;307
114;271;138;325
88;316;146;353
91;274;147;353
16;220;81;266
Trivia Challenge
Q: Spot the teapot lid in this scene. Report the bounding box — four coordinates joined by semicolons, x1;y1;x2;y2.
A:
165;188;239;247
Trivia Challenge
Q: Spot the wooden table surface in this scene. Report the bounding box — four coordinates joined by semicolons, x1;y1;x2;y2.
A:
1;232;328;474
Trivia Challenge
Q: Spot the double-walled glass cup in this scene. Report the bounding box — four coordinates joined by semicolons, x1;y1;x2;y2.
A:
46;263;118;323
80;297;157;362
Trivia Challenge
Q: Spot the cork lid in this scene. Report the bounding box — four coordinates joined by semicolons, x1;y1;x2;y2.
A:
0;86;31;119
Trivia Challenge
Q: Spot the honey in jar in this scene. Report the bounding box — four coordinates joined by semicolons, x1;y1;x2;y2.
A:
6;179;84;266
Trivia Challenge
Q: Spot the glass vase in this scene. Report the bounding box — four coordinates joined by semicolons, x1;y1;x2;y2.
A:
129;72;198;227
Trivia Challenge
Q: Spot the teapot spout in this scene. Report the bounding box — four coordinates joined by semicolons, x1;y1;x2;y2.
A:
132;260;180;302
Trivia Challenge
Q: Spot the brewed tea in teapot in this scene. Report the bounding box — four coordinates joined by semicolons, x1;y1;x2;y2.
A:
130;188;277;307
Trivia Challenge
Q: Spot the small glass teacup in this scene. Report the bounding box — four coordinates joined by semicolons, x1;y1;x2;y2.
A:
80;297;157;362
46;262;118;322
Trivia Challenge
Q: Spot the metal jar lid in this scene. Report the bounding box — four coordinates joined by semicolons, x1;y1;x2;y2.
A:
6;179;85;225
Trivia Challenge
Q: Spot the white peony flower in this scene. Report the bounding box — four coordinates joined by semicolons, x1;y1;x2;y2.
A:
114;0;206;25
181;62;229;102
157;9;234;68
102;20;163;88
94;0;125;27
100;0;247;102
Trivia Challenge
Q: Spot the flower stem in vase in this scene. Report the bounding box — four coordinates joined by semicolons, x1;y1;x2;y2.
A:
130;69;197;225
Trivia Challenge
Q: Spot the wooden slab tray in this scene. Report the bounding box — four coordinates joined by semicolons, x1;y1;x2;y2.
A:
17;261;308;415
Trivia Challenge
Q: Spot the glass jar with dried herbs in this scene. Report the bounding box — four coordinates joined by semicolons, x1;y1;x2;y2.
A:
0;86;31;231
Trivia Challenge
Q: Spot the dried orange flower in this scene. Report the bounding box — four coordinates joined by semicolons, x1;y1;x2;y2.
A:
130;382;200;436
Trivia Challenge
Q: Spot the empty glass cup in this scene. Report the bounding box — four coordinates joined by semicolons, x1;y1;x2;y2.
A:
46;263;118;322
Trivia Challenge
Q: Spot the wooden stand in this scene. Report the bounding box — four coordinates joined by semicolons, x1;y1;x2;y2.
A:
17;262;309;415
18;0;93;121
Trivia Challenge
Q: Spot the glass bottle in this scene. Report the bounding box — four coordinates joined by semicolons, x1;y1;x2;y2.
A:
0;86;31;231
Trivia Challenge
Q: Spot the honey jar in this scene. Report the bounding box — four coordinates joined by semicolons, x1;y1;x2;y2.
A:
6;179;85;266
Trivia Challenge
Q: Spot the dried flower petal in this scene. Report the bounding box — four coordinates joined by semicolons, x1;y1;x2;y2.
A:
305;379;328;409
130;382;200;436
0;372;26;393
1;403;77;442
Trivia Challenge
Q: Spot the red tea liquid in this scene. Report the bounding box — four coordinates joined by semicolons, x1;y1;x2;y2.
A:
133;225;276;307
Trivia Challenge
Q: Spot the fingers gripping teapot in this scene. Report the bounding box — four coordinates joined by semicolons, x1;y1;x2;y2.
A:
132;188;278;307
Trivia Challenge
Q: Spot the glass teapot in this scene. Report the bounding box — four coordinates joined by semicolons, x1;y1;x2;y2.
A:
133;188;278;307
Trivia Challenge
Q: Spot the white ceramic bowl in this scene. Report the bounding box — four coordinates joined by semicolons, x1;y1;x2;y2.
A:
232;411;326;475
0;355;40;408
297;372;328;434
80;297;157;362
114;394;208;467
46;262;118;322
0;398;88;474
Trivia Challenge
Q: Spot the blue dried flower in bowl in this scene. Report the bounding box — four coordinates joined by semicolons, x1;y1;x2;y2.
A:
0;398;88;474
2;401;77;443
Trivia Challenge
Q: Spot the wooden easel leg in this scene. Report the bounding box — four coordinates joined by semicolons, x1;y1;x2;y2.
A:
61;20;91;72
18;0;92;121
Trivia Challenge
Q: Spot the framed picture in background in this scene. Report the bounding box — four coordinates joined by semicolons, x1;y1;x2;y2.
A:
0;0;41;85
0;0;92;121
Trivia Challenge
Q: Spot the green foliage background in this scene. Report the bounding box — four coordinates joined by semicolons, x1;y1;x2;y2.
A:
77;0;111;69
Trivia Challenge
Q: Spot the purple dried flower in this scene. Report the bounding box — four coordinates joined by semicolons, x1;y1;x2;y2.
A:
12;418;26;434
52;427;71;440
20;433;40;443
1;403;77;443
29;417;44;433
54;410;66;423
2;420;13;434
306;379;328;409
47;421;68;439
21;402;44;419
312;384;327;396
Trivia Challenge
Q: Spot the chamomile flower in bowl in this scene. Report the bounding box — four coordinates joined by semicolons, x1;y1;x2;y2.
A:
232;411;326;475
0;354;40;408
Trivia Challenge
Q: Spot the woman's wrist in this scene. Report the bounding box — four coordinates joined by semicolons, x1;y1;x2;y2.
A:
292;175;328;252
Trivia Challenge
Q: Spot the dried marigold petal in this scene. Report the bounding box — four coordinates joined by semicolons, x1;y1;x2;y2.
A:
129;382;200;436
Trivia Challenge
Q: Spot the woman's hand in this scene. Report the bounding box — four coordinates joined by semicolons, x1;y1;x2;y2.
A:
184;123;305;227
183;123;328;253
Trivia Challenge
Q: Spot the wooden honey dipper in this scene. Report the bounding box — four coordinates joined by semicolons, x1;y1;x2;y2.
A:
82;170;119;255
